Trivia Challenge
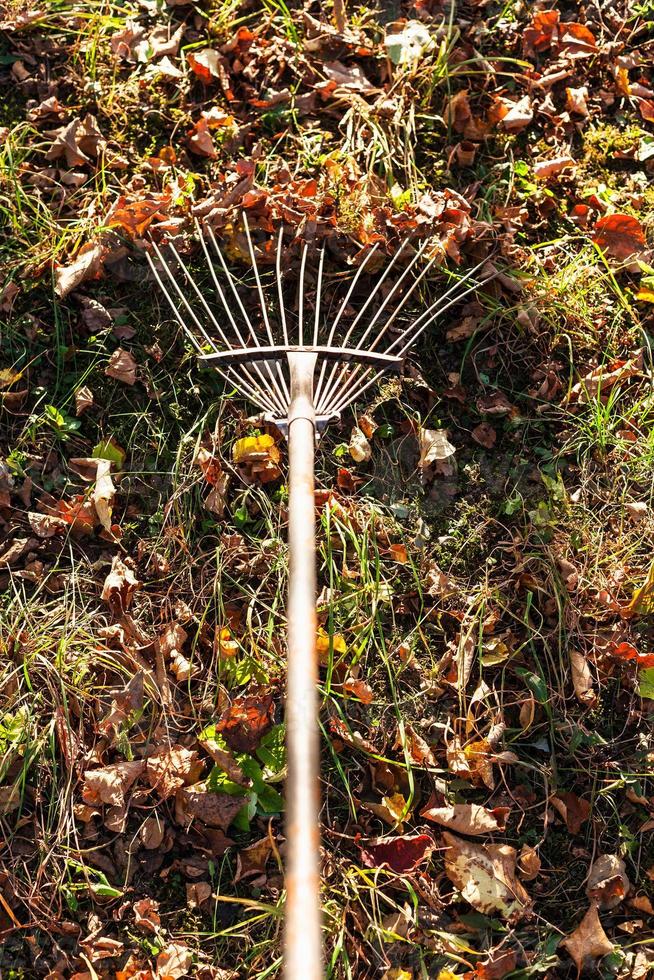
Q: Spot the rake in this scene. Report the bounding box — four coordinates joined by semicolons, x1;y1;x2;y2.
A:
147;215;489;979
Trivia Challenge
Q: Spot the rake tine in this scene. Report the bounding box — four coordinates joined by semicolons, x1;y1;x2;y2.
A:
297;241;309;347
148;242;220;356
312;246;326;348
146;252;205;355
313;243;380;408
206;222;290;416
276;224;290;347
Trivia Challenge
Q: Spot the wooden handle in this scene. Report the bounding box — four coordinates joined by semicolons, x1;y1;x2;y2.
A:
283;351;323;979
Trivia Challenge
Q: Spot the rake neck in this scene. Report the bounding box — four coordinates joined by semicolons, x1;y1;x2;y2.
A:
284;351;323;979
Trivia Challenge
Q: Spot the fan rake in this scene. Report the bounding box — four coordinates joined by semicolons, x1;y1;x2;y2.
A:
147;215;490;979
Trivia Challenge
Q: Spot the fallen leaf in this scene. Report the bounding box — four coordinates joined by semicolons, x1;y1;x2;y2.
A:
45;114;105;167
101;556;141;614
55;241;106;299
140;815;165;850
232;434;281;484
561;903;613;973
75;386;94;416
105;348;137;385
156;942;193;980
442;832;531;918
28;512;66;539
186;882;212;907
569;650;596;705
216;692;274;753
146;744;203;800
93;458;115;532
359;833;435;874
82;760;145;806
322;60;375;92
593;214;646;260
471;422;496;449
586;853;631;910
176;782;245;830
349;426;371;463
500;95;533;133
419;428;456;469
420;803;510;836
234;837;273;882
187;49;222;83
533;155;576;179
551;791;591;834
133;898;160;934
624;562;654;617
517;844;541;881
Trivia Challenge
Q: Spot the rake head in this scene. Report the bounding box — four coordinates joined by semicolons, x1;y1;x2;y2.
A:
147;213;492;428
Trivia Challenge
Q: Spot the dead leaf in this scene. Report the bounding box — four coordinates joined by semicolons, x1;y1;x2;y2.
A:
561;903;614;973
322;60;375;92
533;155;576;179
45;114;105;167
186;881;212;907
82;760;145;806
140;815;165;850
551;791;591;835
592;214;646;260
499;95;533;133
517;844;541;881
156;942;193;980
92;458;115;532
234;837;273;882
187;49;222;83
586;853;631;910
216;692;274;753
442;831;530;918
349;426;371;463
420;803;510;836
133;898;160;934
471;422;496;449
419;428;455;470
176;782;245;830
146;744;203;800
569;650;596;705
105;348;137;385
55;241;106;299
28;511;66;539
232;434;281;484
101;556;141;614
359;833;435;874
75;386;94;416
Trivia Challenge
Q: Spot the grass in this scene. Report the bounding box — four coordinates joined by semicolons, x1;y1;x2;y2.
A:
1;0;654;977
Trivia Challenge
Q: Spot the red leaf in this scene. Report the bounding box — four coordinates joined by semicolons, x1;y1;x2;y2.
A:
609;641;654;668
216;692;275;753
592;214;646;260
358;833;435;874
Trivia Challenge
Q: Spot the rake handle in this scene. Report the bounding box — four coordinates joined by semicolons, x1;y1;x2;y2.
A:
284;351;323;979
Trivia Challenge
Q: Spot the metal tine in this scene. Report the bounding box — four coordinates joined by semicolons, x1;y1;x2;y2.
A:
160;236;285;416
204;222;290;415
276;225;290;347
189;226;289;417
316;239;417;414
312;246;326;348
147;249;281;415
313;243;381;408
324;263;495;417
297;242;308;346
321;253;492;416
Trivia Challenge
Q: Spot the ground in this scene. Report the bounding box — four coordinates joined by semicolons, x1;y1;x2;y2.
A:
1;0;654;978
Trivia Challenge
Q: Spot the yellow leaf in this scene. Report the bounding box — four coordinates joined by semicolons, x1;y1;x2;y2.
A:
232;434;278;463
218;627;239;658
636;287;654;304
316;628;347;661
625;560;654;616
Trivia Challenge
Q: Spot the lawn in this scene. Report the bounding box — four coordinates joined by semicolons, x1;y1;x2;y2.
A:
1;1;654;978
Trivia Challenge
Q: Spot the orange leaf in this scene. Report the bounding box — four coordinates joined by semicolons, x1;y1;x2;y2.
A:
592;214;646;260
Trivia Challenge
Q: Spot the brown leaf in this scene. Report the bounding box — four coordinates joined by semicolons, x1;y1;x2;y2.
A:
101;556;141;614
586;853;631;910
322;60;375;92
156;942;193;980
134;898;161;934
186;881;212;907
234;837;273;882
472;947;518;979
442;831;531;918
359;833;435;874
561;903;613;972
419;428;455;470
420;803;510;836
187;49;222;83
108;197;171;237
27;511;67;538
75;386;94;416
533;155;576;179
93;457;115;532
45;114;105;167
82;760;145;806
216;692;274;753
551;791;591;834
146;744;203;800
105;348;137;385
349;426;371;463
471;423;496;449
176;783;245;830
55;241;107;299
199;735;246;786
569;650;596;705
517;844;541;881
140;814;165;850
593;214;646;260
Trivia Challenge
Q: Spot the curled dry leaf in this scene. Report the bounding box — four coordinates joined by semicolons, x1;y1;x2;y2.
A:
156;942;193;980
133;898;161;934
140;814;165;850
75;386;94;416
359;833;435;874
82;760;145;806
146;744;203;800
232;434;281;484
533;155;576;178
569;650;596;705
420;803;510;836
471;422;496;449
349;426;371;463
518;844;541;881
234;836;273;882
93;457;115;532
442;831;531;919
561;903;613;973
216;691;274;753
55;241;107;299
586;853;631;910
28;512;67;539
186;881;212;907
419;428;456;470
101;556;141;614
105;348;137;385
